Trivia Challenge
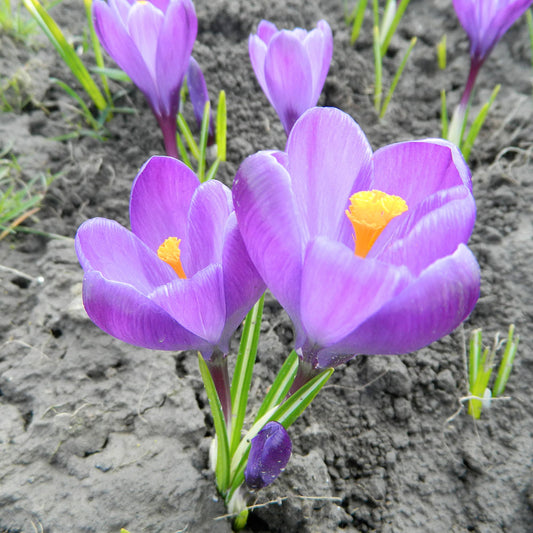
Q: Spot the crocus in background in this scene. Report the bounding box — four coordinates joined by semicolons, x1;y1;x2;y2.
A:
245;422;292;490
249;20;333;135
92;0;197;158
187;56;214;138
448;0;533;143
233;107;480;388
75;156;265;419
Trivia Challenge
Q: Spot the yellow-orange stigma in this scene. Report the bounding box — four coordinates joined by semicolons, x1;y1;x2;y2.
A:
157;237;187;279
346;189;408;257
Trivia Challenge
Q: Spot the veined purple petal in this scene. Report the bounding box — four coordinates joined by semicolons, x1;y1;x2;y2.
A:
287;107;372;247
233;152;305;325
187;57;213;134
149;264;226;350
130;156;199;255
75;218;175;295
300;237;411;349
184;179;232;275
320;244;480;364
249;34;269;98
245;421;292;490
108;0;131;25
264;31;313;134
81;270;207;351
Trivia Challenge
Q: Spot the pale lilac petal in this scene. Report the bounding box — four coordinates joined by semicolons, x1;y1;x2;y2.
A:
150;264;226;346
184;180;232;275
126;1;164;83
287;107;372;247
187;56;212;132
264;31;313;134
108;0;131;25
257;19;278;44
371;139;472;208
81;270;206;351
248;34;269;100
75;218;175;295
130;156;199;254
233;152;305;324
220;213;266;345
155;0;197;117
93;0;158;102
304;20;333;103
371;186;476;275
300;238;411;348
320;244;480;363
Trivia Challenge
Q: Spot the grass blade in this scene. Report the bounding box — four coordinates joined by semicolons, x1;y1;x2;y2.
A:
216;90;227;162
493;325;519;397
350;0;368;44
440;89;449;138
177;113;200;161
197;100;210;182
380;0;410;57
373;24;382;113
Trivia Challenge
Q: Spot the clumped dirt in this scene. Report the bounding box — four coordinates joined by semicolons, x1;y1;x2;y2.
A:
1;0;532;532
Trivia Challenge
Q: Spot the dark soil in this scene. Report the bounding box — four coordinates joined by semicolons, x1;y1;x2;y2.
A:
1;0;532;532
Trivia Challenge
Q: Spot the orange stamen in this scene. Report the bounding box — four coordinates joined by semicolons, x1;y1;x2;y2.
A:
157;237;187;278
346;189;408;257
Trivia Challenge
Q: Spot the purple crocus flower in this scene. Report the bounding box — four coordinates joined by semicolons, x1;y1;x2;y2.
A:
75;156;265;362
93;0;197;158
249;20;333;135
187;56;214;138
245;422;292;490
233;107;480;384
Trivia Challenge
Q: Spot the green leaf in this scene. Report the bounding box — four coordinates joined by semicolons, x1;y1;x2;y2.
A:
198;353;230;493
177;114;200;161
229;294;264;455
380;0;410;57
440;89;449;139
216;90;227;162
437;34;447;70
373;24;382;113
350;0;368;45
493;325;519;397
197;100;211;182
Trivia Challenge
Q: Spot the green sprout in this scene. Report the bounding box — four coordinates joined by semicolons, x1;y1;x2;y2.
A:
0;0;36;43
468;325;519;419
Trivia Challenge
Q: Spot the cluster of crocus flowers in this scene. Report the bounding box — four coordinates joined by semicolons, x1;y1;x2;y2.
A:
249;20;333;135
233;107;480;383
93;0;198;157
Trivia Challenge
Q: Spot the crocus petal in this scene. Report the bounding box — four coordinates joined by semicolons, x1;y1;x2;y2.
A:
220;213;266;345
300;237;411;348
149;264;226;349
75;218;175;295
233;152;305;323
304;20;333;103
321;244;480;362
81;270;207;351
93;0;158;102
372;186;476;275
155;0;197;117
248;34;269;100
184;179;233;275
264;31;314;134
287;107;372;246
257;19;278;44
187;56;212;132
108;0;131;25
130;156;199;254
371;139;472;208
126;1;165;83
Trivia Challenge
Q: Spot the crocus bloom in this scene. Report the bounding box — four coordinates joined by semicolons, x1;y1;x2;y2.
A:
249;20;333;135
93;0;197;157
75;156;265;361
245;422;292;490
233;107;480;380
187;56;213;138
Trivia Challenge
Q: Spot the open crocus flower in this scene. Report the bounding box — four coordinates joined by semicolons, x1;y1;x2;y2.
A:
249;20;333;135
93;0;197;157
75;156;265;361
233;107;480;380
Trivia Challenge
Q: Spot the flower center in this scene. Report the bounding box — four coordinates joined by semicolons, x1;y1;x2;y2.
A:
345;189;408;257
157;237;187;278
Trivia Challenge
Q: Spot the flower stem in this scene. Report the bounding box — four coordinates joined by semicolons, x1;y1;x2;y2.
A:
206;351;232;427
287;358;321;396
157;114;179;158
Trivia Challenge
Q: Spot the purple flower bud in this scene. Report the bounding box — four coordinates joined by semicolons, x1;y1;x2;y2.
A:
249;20;333;135
245;422;292;490
187;57;214;138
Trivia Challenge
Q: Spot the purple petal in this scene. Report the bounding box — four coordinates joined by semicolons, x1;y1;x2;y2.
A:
155;0;197;117
187;57;213;134
303;20;333;103
248;34;269;102
257;19;278;44
75;218;175;295
287;107;373;248
81;270;207;351
371;139;472;208
320;244;480;364
300;237;411;348
245;421;292;490
130;156;199;255
264;31;314;134
149;264;226;347
108;0;131;25
184;179;232;275
233;152;305;325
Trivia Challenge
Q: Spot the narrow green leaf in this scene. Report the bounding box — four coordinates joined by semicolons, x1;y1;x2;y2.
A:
51;78;101;130
91;67;131;83
197;100;211;182
176;133;192;169
379;0;396;48
22;0;107;110
373;24;382;113
440;89;449;138
198;353;230;493
229;294;265;455
254;350;299;422
205;158;220;181
469;329;482;389
461;84;500;162
379;36;416;118
216;90;227;162
493;325;519;397
177;114;200;161
380;0;410;57
437;34;447;70
350;0;368;45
